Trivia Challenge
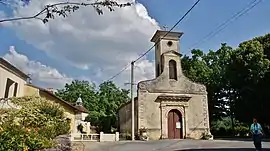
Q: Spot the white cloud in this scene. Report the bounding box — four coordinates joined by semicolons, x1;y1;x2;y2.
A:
117;59;155;95
2;0;159;88
3;46;73;89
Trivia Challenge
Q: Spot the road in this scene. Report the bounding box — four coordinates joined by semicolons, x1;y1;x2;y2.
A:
74;139;270;151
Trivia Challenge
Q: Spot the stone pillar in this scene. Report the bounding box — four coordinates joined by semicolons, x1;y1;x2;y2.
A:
184;105;189;138
99;132;104;142
202;95;211;134
115;132;119;141
138;96;145;129
181;111;185;139
69;134;74;141
74;119;79;134
86;122;91;134
160;103;167;139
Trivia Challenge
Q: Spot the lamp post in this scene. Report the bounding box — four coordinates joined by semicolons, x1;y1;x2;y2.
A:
130;61;135;141
125;62;138;141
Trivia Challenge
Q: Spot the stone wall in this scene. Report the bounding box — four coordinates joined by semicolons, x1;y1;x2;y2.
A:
118;99;138;136
136;91;209;140
136;55;210;140
0;62;27;98
186;94;210;139
137;92;161;140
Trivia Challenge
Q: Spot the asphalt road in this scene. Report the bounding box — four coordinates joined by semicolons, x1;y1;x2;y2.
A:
77;139;270;151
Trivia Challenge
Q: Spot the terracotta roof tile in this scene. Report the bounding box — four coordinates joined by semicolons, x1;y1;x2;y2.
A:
26;84;88;113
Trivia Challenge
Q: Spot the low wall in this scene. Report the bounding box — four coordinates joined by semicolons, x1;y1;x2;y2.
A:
70;132;119;142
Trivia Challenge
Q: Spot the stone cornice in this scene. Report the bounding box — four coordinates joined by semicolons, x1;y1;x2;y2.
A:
155;95;191;102
138;74;207;95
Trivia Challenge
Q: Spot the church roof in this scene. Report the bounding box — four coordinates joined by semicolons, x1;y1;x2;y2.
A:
150;30;183;43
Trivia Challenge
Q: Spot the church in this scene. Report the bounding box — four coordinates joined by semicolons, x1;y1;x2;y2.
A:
118;30;211;140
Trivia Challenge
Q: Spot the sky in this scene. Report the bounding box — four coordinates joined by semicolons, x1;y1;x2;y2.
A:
0;0;269;90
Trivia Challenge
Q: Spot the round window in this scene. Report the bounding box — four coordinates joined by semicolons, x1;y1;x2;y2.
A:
167;41;173;47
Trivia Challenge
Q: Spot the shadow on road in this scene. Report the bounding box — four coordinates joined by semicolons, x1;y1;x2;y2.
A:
216;138;270;142
175;148;270;151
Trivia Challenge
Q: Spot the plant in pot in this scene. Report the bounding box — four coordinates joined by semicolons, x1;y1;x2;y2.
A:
139;127;148;141
201;130;213;140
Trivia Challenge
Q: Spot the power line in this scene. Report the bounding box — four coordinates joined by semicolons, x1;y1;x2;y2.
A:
106;63;130;81
134;0;201;63
106;0;201;81
188;0;262;50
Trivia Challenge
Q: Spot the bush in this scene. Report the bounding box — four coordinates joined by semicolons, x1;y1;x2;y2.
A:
0;123;53;151
234;125;249;136
211;117;250;137
0;96;70;150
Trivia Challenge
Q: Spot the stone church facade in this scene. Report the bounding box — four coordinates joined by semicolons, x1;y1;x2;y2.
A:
118;30;211;140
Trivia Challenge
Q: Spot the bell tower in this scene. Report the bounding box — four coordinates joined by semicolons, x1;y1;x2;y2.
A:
150;30;183;77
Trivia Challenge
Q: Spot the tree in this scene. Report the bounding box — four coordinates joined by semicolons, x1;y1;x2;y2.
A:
181;45;233;121
227;36;270;124
56;80;97;109
55;80;129;133
253;34;270;125
182;34;270;131
0;96;70;150
0;0;132;23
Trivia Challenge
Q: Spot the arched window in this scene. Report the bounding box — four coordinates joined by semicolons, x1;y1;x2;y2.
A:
169;60;177;80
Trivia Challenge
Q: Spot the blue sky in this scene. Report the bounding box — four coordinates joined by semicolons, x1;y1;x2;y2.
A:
140;0;269;53
0;0;269;88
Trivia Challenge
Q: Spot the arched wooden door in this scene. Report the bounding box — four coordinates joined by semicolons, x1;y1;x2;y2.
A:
168;109;183;139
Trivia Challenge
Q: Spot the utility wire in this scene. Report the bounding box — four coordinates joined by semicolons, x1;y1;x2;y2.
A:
134;0;201;63
188;0;262;50
106;0;201;81
106;63;130;81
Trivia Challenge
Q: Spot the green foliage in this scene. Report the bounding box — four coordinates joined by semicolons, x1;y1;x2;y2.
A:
0;124;53;151
182;34;270;128
211;117;249;137
0;96;70;150
234;126;250;136
182;44;233;121
226;36;270;123
56;80;129;133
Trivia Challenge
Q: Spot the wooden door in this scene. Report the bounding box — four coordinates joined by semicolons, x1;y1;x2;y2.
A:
168;109;183;139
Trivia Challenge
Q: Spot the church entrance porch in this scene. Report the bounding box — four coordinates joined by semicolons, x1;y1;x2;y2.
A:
168;109;183;139
156;95;190;139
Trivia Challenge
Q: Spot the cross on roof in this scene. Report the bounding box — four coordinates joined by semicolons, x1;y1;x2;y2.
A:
162;25;168;31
